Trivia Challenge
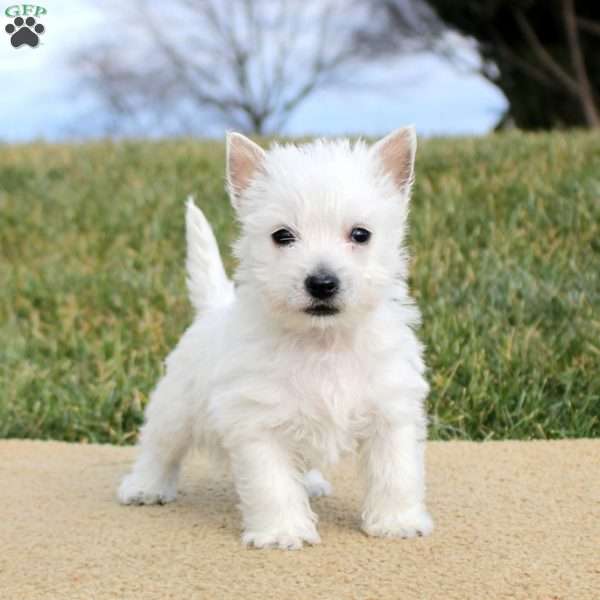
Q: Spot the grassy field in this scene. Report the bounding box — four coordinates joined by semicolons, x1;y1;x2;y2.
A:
1;131;599;443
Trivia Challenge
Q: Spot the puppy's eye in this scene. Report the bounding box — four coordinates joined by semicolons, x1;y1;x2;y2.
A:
350;227;371;244
271;228;296;246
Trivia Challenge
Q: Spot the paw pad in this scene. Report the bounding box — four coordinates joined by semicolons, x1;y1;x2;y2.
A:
5;16;45;48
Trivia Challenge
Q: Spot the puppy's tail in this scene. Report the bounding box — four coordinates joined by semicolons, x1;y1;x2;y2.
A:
185;197;235;314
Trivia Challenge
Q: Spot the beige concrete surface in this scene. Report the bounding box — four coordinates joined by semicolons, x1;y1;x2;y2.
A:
1;439;598;599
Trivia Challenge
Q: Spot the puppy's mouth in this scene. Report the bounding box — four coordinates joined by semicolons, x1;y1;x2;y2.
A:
304;304;340;317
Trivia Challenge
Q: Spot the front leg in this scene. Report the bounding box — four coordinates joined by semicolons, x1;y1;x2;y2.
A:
361;420;433;538
229;435;320;550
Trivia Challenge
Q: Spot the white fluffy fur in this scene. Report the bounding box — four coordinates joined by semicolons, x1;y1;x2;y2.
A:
118;127;433;549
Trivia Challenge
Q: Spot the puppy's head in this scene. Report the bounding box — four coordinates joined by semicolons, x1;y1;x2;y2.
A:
227;128;416;331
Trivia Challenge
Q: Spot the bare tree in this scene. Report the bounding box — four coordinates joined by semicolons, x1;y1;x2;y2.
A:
72;0;361;136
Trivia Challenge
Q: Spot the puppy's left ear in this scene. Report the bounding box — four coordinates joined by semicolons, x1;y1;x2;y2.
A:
370;126;417;196
226;132;266;210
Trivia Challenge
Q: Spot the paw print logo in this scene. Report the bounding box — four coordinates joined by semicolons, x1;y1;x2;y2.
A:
5;16;45;48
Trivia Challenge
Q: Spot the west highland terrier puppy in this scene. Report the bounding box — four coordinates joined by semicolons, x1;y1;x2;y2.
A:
118;127;433;549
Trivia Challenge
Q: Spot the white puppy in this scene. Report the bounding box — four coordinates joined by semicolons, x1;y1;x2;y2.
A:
118;127;433;549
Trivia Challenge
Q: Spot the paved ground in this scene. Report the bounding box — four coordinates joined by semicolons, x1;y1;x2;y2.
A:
1;439;598;599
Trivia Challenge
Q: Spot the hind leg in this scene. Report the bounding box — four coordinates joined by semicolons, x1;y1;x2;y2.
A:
118;372;193;505
303;469;333;498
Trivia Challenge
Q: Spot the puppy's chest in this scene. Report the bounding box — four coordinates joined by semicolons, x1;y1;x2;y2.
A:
276;349;372;459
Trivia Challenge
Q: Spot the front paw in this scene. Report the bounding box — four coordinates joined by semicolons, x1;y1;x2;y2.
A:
117;473;177;505
242;526;321;550
362;506;433;539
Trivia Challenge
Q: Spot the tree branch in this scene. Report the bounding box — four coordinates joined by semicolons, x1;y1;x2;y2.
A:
489;30;557;89
514;8;580;96
576;16;600;38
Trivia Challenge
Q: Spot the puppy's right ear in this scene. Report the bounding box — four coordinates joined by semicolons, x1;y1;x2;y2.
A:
226;132;266;209
370;126;417;197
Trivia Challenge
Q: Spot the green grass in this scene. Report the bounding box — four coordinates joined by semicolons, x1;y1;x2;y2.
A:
1;131;599;443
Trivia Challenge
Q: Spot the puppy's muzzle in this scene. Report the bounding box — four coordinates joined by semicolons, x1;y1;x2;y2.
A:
304;270;339;301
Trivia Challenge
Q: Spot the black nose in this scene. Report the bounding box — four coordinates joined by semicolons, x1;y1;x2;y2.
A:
305;271;340;300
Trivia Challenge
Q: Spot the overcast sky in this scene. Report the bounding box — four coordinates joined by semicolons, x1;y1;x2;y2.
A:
0;1;507;141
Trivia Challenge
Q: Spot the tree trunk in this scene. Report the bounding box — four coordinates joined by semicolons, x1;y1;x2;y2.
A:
563;0;600;127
